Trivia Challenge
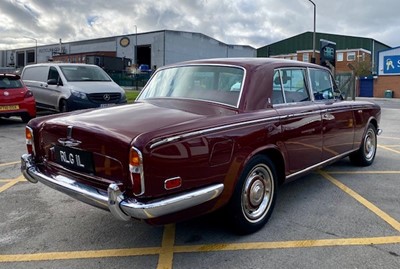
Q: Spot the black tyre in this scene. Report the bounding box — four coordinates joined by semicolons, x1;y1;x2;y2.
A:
228;155;277;234
21;114;33;123
349;123;377;166
59;99;68;113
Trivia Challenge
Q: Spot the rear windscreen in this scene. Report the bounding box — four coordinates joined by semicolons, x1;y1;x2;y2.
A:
0;76;23;89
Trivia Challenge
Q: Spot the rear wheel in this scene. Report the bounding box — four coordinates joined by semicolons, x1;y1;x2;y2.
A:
349;123;377;166
59;99;68;113
21;114;33;123
228;155;277;234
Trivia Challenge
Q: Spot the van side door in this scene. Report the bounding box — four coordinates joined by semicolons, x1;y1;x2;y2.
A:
44;66;64;110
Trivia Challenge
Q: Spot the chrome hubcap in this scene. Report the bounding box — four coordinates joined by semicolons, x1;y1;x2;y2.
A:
242;164;274;223
364;129;376;161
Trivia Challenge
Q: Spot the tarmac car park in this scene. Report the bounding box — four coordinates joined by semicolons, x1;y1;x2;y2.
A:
0;98;400;269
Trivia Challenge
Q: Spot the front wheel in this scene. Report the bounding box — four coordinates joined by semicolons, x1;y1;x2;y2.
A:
228;155;277;234
59;99;68;113
349;123;377;166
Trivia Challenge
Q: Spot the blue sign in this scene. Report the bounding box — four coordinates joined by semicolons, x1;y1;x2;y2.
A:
383;56;400;74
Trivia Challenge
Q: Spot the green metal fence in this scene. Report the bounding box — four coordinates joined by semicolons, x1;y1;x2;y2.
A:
109;71;151;87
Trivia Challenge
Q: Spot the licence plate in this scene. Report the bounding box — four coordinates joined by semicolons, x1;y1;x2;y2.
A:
54;145;95;174
100;103;116;108
0;105;19;111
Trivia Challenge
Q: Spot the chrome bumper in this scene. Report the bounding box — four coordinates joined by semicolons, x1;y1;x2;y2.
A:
21;154;224;221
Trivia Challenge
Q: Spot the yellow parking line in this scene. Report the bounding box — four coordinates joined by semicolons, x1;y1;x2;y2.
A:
174;236;400;253
320;171;400;232
0;161;19;167
0;175;25;193
380;136;400;140
0;247;160;262
157;224;176;269
328;171;400;174
379;145;400;154
1;235;400;263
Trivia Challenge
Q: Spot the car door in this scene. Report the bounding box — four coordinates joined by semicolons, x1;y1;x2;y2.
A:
272;68;323;176
309;68;355;160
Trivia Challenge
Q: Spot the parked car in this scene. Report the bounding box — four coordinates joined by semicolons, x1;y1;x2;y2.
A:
0;73;36;122
21;63;127;112
21;58;381;234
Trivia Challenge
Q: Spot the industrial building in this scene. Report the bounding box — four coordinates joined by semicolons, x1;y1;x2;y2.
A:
0;30;256;71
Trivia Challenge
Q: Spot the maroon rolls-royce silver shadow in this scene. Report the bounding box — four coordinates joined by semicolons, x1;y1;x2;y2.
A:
21;58;381;234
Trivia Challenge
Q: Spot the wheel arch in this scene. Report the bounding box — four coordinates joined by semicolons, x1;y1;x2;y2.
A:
239;146;286;186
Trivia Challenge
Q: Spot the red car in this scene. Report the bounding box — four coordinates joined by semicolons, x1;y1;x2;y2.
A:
21;58;381;234
0;74;36;122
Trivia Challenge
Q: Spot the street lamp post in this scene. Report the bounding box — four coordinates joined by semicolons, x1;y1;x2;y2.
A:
307;0;316;63
134;25;138;90
24;36;38;63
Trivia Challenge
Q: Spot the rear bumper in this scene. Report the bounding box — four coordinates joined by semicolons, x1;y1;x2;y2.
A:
21;154;224;221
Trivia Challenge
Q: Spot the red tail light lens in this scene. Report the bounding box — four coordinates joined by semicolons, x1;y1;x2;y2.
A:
24;90;33;98
129;147;144;195
25;126;35;155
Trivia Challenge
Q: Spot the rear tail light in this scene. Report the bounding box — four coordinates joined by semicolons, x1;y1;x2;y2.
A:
24;90;33;98
25;126;35;155
129;147;144;195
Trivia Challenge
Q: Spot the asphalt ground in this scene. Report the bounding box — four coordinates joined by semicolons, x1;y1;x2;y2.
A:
1;98;400;269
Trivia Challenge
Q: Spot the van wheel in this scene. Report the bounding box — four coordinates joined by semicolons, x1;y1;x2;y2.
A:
59;99;68;113
227;155;277;234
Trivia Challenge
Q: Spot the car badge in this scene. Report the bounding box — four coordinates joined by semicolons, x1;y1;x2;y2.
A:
58;125;82;147
103;94;111;101
4;91;9;96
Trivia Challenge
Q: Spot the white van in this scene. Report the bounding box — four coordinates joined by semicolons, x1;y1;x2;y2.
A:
21;63;127;112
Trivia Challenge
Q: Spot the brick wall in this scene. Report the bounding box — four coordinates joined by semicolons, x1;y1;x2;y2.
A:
374;76;399;98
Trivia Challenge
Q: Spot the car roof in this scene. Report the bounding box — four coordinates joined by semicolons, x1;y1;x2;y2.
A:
160;57;328;73
0;73;21;79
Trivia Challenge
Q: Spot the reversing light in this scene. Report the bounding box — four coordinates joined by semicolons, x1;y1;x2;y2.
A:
129;147;144;195
25;126;35;155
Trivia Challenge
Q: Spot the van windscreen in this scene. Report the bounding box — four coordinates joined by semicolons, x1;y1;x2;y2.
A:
60;65;111;82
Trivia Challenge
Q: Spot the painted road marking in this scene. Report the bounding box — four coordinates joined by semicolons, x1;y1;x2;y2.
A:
0;175;25;193
1;236;400;263
157;224;176;269
0;161;19;167
379;145;400;154
320;170;400;232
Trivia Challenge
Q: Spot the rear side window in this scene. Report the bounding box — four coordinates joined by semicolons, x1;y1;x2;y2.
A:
272;68;310;104
21;66;48;82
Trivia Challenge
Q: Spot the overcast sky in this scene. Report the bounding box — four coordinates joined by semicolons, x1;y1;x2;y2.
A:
1;0;400;50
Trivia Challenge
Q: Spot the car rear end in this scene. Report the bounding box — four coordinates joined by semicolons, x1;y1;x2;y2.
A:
0;74;36;122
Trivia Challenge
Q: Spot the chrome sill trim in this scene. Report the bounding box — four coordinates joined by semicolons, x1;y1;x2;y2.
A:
286;149;356;180
21;154;224;221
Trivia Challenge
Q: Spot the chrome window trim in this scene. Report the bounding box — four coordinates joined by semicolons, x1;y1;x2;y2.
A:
137;63;247;109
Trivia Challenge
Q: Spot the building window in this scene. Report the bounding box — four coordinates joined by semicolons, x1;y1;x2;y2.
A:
303;53;309;62
27;51;35;63
292;56;298;61
337;52;343;62
347;52;356;61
